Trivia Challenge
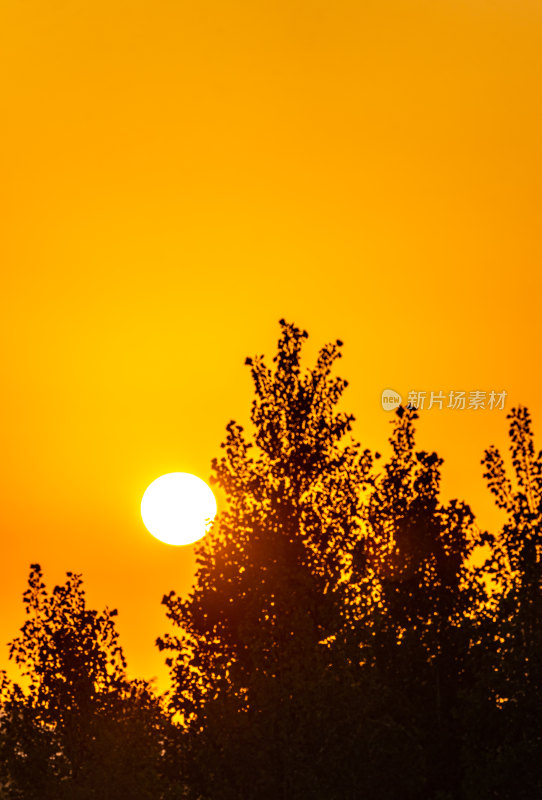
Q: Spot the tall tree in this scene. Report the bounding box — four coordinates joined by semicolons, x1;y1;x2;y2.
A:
0;565;174;800
159;322;423;799
364;406;483;800
466;406;542;798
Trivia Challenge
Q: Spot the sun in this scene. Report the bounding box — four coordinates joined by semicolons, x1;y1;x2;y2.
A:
141;472;217;546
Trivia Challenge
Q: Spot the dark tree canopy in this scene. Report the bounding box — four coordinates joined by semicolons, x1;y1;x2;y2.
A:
159;323;484;799
160;322;374;720
1;323;541;800
469;406;542;799
0;565;175;800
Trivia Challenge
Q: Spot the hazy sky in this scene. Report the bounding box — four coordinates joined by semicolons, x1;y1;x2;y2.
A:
1;0;542;688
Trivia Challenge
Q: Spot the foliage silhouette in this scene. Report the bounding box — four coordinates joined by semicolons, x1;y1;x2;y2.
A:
158;323;541;799
160;323;468;798
0;565;176;800
1;323;541;799
363;406;485;799
160;322;373;710
461;406;542;799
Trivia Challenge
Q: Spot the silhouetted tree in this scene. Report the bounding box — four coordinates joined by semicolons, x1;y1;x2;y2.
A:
462;406;542;798
4;327;540;800
364;406;485;799
0;565;175;800
159;322;425;799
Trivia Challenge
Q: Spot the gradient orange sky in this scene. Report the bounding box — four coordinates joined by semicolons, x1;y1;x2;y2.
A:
1;0;542;689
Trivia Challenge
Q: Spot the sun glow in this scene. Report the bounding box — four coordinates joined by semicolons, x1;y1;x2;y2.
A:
141;472;217;546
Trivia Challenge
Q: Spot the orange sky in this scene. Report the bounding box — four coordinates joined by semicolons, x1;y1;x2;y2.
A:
1;0;542;690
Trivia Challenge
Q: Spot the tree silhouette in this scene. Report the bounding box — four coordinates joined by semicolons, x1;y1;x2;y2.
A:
364;406;485;799
0;565;174;800
463;406;542;798
2;327;541;799
160;323;426;799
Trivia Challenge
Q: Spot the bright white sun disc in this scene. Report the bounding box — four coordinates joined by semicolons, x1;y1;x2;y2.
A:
141;472;217;546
